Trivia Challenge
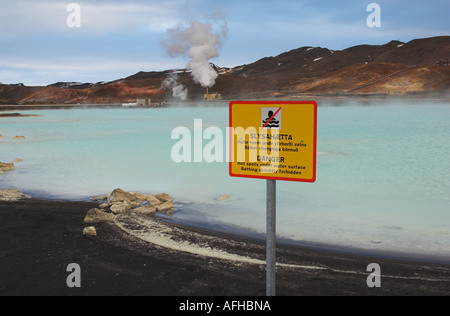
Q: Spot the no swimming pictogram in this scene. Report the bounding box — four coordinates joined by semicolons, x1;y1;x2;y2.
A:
262;107;282;129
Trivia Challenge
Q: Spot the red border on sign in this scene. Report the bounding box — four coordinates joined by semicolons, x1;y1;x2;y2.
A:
229;101;317;183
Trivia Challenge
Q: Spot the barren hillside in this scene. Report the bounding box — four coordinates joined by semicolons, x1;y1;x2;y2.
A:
1;36;449;105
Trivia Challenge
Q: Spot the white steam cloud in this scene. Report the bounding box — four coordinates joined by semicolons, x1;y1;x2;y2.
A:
161;72;188;100
162;12;228;94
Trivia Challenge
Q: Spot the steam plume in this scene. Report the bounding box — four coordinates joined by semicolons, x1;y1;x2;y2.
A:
162;13;228;90
161;72;188;100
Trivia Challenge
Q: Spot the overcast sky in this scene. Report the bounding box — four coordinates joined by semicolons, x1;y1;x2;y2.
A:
0;0;448;86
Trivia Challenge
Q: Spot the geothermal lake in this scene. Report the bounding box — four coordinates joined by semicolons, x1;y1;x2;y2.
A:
1;102;449;262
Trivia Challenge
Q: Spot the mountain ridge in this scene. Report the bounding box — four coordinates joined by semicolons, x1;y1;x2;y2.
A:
1;36;449;105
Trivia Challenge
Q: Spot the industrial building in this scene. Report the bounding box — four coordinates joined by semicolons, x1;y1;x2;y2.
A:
204;87;222;101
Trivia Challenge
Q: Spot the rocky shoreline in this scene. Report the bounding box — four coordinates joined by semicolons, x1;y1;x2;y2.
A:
1;154;449;295
0;189;31;202
0;162;16;175
1;195;450;296
0;185;177;238
83;188;176;237
0;158;24;175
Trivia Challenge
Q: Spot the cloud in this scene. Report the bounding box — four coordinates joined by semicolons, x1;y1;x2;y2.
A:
80;1;181;33
0;57;180;85
0;0;183;38
0;1;64;38
0;59;174;72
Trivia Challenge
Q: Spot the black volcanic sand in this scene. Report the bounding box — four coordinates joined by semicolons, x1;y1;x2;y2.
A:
1;199;450;296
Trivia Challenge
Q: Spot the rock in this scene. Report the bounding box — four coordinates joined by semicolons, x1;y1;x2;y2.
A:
146;194;162;206
108;188;137;204
13;136;26;140
0;113;42;118
0;162;15;173
88;189;176;217
130;192;162;207
131;192;147;200
91;195;108;202
110;202;131;214
0;134;6;138
84;208;115;224
155;193;173;203
130;201;142;208
0;189;31;202
156;201;175;215
220;193;230;200
83;227;97;237
99;203;109;209
13;158;23;163
133;205;157;216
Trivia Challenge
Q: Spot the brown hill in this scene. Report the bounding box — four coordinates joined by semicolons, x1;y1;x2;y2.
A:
283;62;450;95
374;36;450;65
1;36;449;105
215;39;408;98
280;36;450;96
0;84;42;105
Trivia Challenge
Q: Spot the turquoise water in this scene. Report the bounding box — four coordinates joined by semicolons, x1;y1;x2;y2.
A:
1;102;449;262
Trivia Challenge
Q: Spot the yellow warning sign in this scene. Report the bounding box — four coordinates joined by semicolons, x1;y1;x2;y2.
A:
229;101;317;182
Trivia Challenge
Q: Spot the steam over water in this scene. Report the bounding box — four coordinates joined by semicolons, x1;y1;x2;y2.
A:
1;102;449;262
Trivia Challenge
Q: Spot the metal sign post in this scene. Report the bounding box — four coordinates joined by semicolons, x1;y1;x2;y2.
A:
229;101;317;297
266;179;277;296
